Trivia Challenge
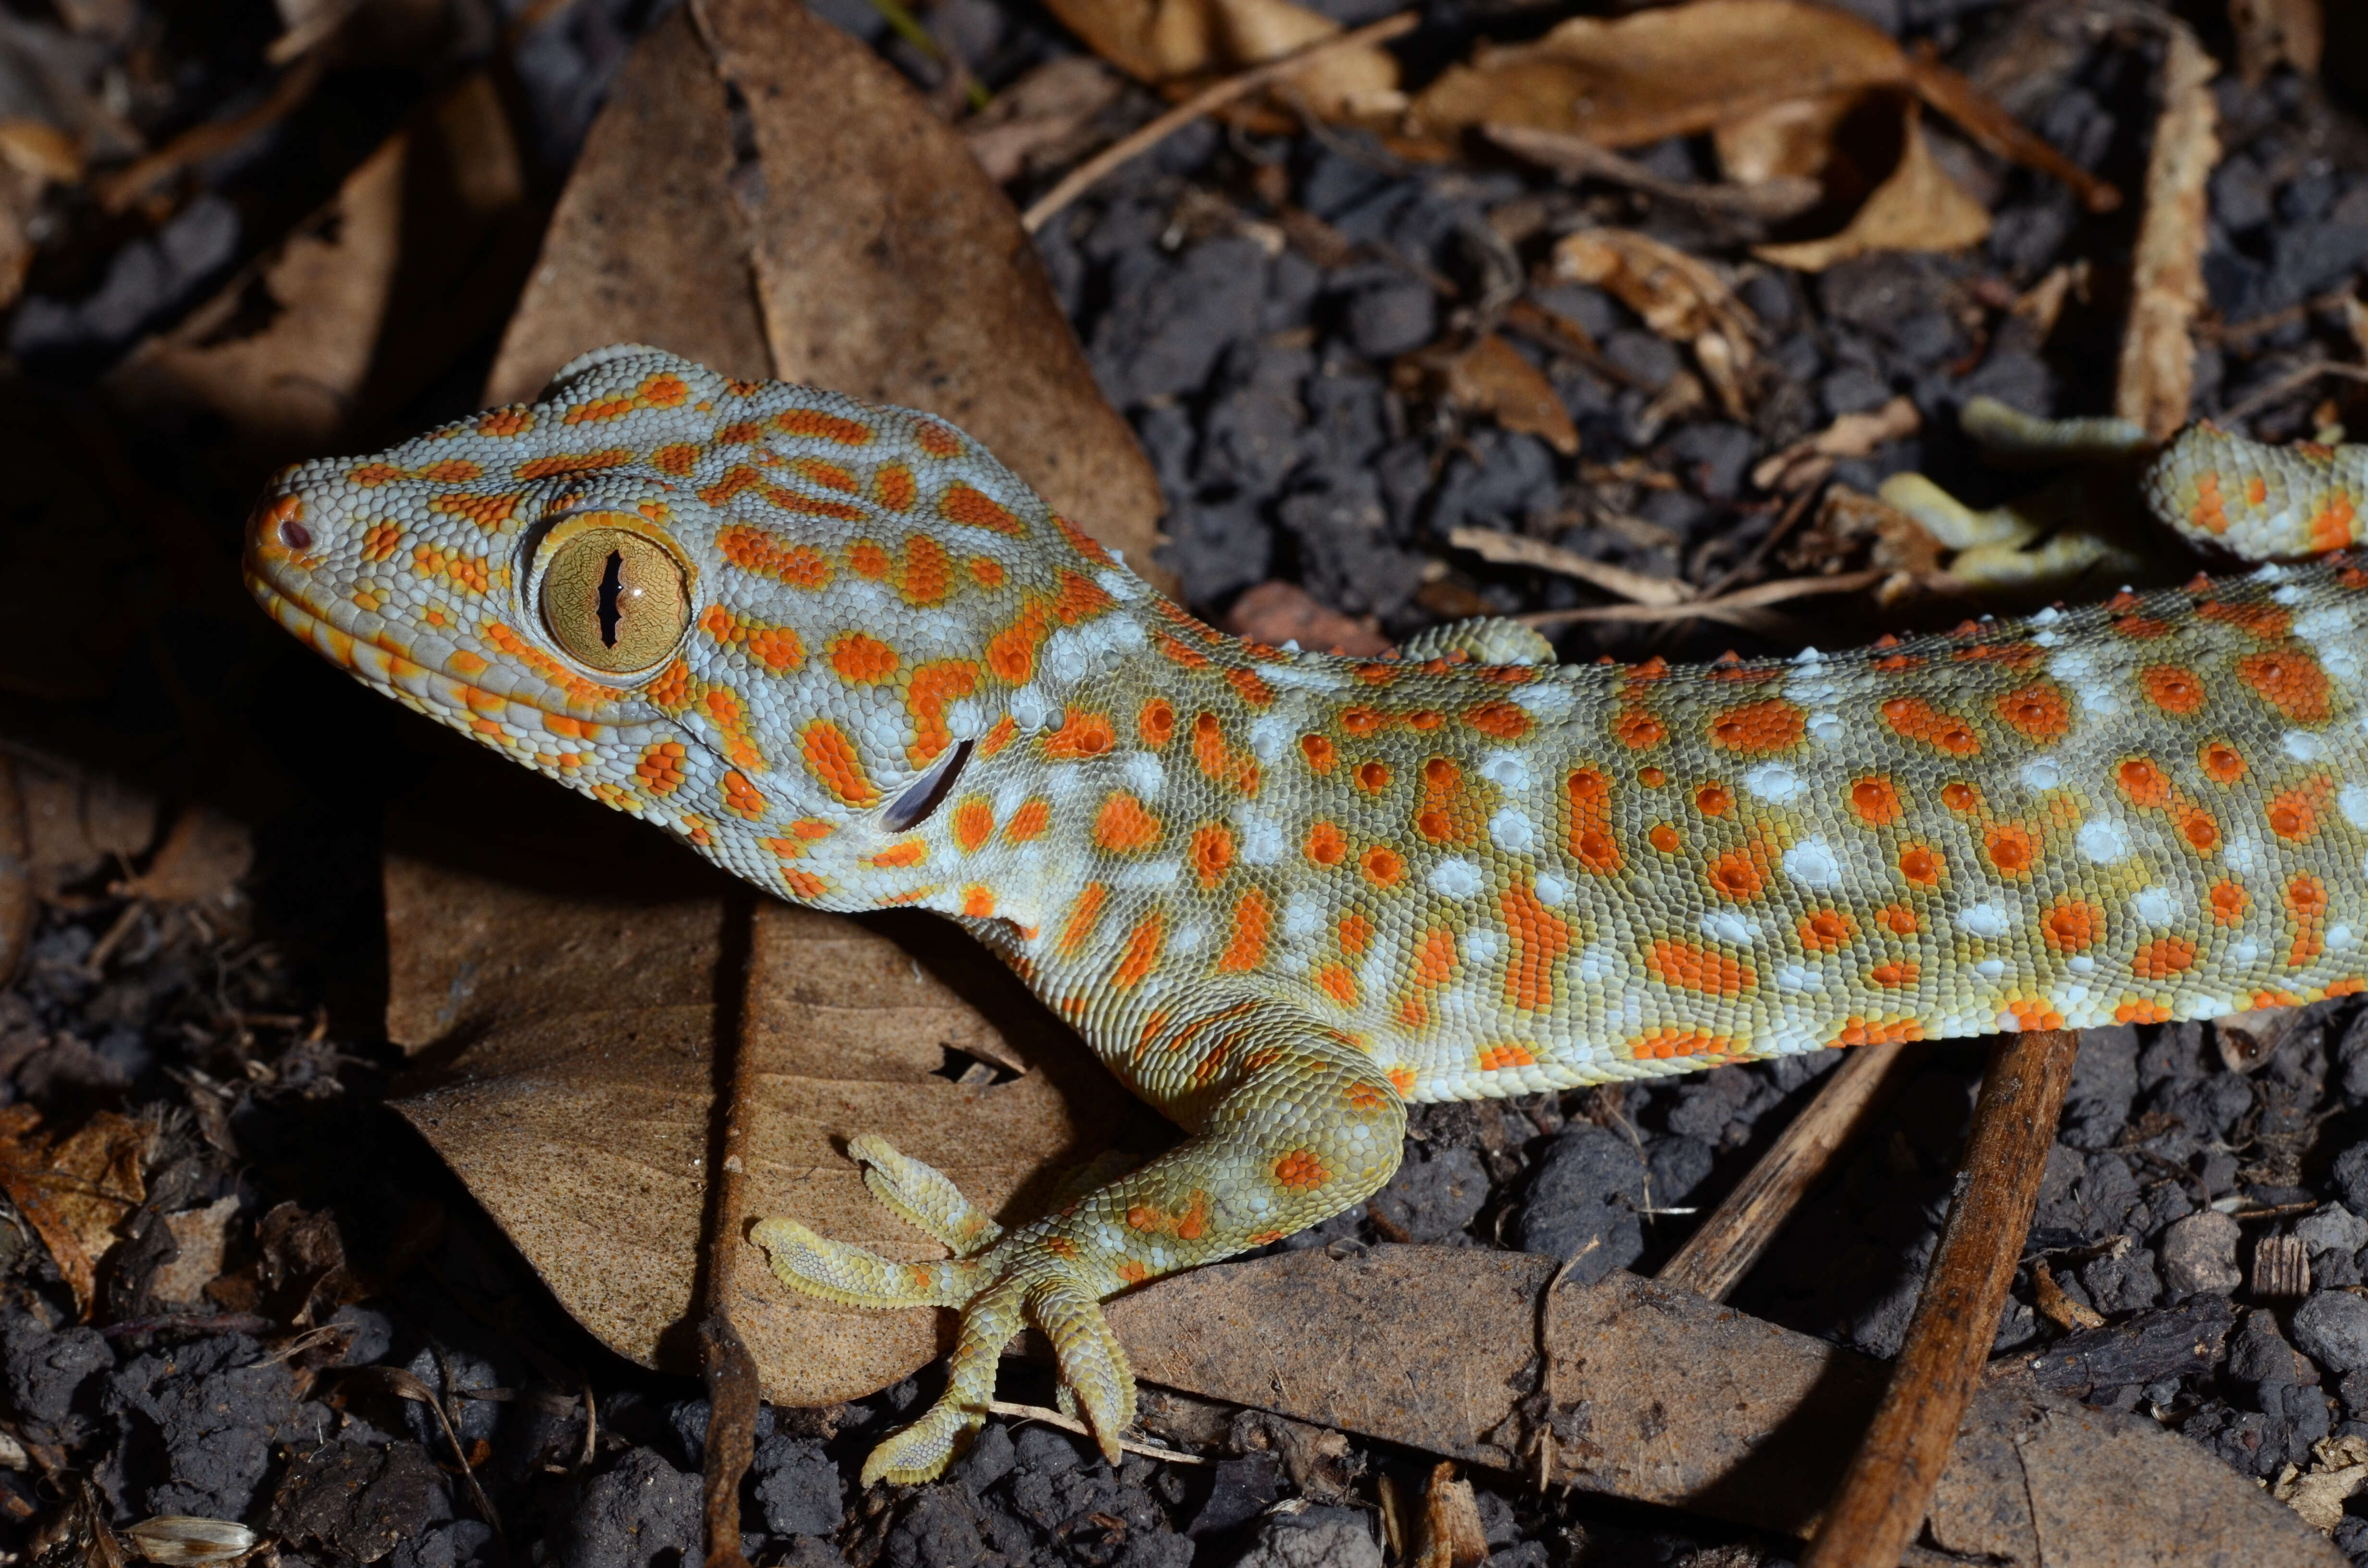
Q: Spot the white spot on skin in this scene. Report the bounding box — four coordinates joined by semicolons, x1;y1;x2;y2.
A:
2022;757;2062;791
1122;752;1163;799
2134;886;2179;924
2333;925;2358;951
1172;925;1204;954
1957;904;2010;938
1533;874;1569;907
2274;583;2306;605
1234;808;1283;865
2030;606;2062;625
1429;858;1483;898
2285;730;2326;762
1976;958;2006;978
1010;689;1050;730
1807;712;1844;744
1701;911;1758;945
2032;629;2061;648
2068;955;2095;973
2077;819;2130;863
1462;929;1501;962
1511;682;1576;717
1793;647;1824;664
2342;784;2368;829
1745;762;1803;803
1281;896;1320;940
1783;837;1841;888
2073;681;2121;716
1776;964;1814;992
1246;714;1292;764
1490;808;1537;854
2232;941;2262;965
1112;860;1179;888
1575;941;1618;982
1478;750;1530;791
2328;646;2362;685
2226;834;2262;872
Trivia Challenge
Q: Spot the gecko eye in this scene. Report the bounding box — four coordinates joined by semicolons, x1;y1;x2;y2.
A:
542;529;689;674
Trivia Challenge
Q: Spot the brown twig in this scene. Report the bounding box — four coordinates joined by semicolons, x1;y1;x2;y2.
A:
1482;122;1822;220
1515;567;1884;629
1800;1028;2081;1568
1021;12;1418;233
1656;1040;1913;1302
96;53;327;213
700;894;765;1568
2220;358;2368;428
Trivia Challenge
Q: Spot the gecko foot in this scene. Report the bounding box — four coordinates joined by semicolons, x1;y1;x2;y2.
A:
752;1137;1136;1484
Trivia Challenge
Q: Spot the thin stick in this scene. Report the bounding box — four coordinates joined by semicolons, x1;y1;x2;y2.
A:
984;1401;1210;1464
1483;122;1822;221
700;895;765;1568
1800;1028;2080;1568
1021;12;1418;233
1656;1041;1912;1302
1516;568;1884;629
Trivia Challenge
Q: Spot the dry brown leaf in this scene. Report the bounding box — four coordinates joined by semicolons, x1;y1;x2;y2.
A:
2115;24;2218;441
964;56;1130;184
119;806;251;909
1110;1247;2345;1567
381;756;1128;1406
109;74;535;468
150;1196;240;1307
1219;581;1391;655
16;759;155;906
1396;334;1579;455
486;3;1172;598
0;1107;149;1315
1755;100;1990;272
1037;0;1401;119
1551;229;1758;414
1750;394;1921;492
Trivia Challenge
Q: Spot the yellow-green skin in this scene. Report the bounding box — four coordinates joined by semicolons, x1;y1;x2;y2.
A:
243;345;2368;1482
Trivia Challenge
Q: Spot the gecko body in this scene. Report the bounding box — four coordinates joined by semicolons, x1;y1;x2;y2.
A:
245;344;2368;1482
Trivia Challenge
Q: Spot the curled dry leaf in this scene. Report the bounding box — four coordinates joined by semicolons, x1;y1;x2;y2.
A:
109;74;533;468
0;1107;149;1315
381;757;1128;1406
1551;229;1758;415
1750;394;1920;493
2278;1435;2368;1535
964;56;1130;184
2114;23;2218;441
1394;334;1579;456
1754;100;1990;272
1037;0;1401;119
1110;1246;2345;1567
1220;581;1391;656
486;2;1171;597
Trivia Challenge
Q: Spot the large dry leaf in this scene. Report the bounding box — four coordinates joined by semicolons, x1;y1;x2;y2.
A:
0;1107;149;1316
1112;1247;2344;1567
484;2;1172;597
1037;0;1400;118
382;752;1130;1406
1754;100;1991;272
108;74;536;467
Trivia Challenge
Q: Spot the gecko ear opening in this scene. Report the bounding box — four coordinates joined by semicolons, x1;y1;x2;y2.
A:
882;739;974;833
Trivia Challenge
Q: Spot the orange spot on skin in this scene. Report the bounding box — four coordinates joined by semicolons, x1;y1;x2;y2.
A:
2312;494;2360;551
1301;735;1337;773
2005;999;2068;1032
2043;898;2101;953
869;841;925;869
2201;740;2249;784
1113;914;1165;990
1273;1150;1329;1191
800;720;876;805
1877;903;1920;935
1994;682;2072;741
1628;1029;1736;1061
1414;928;1457;988
721;771;767;821
1338;914;1373;956
636;742;689;795
1218;890;1271;972
1355;760;1391;793
2133;937;2199;980
1649;823;1681;853
1870;961;1919;989
2140;665;2207;716
874;463;917;512
827;632;899;683
961;886;995;918
1003;798;1051;843
1707;698;1805;754
1316;963;1358;1005
1850;777;1902;826
2116;757;2171;808
986;600;1050;683
1639;767;1667;787
1706;851;1764;902
2287;873;2330;967
1057;883;1108;957
1897;844;1943;887
1880;696;1981;756
970;557;1006;588
954;799;994;853
1093;792;1163;852
1940;781;1979;813
2116;1000;2173;1025
2189;470;2228;534
1613;707;1666;749
1646;940;1755;998
2269;788;2320;842
1304;821;1347;867
1045;710;1116;760
1566;769;1622;874
1833;1017;1925;1046
773;407;875;444
1464;700;1531;739
2199;599;2294;639
2238;649;2331;723
1983;822;2035;878
2178;806;2221;853
1193;824;1235;888
1478;1043;1541;1071
1139;698;1175;749
2210;878;2250;924
1501;882;1572;1011
1360;846;1404;887
940;482;1025;535
717;523;833;589
1799;907;1858;952
1694;784;1730;817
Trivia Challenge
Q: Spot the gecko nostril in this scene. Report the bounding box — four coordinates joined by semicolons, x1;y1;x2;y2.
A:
280;517;311;550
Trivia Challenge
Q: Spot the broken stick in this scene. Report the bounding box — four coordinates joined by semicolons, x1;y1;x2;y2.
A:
1657;1039;1913;1302
1800;1028;2080;1568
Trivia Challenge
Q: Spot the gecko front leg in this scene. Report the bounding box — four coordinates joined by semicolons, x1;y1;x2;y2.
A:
753;998;1405;1483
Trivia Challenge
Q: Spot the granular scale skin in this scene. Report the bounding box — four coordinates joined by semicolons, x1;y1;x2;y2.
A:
243;344;2368;1482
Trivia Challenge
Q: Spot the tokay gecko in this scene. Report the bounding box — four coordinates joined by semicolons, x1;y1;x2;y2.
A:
245;343;2368;1483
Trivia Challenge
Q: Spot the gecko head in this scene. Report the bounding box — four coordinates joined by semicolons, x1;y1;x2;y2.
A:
243;344;1157;909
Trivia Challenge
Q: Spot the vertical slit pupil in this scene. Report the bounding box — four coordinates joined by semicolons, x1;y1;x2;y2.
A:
597;550;625;647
